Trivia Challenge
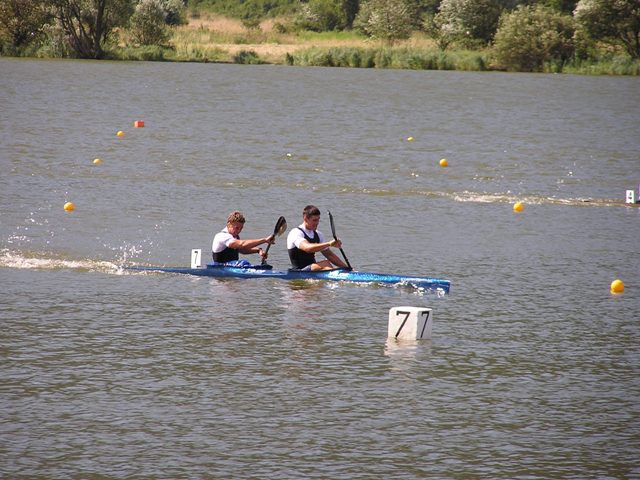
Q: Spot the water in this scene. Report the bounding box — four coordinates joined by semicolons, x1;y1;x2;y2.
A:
1;58;639;478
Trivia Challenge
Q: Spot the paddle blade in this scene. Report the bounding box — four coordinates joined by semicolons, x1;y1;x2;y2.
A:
274;216;287;237
261;216;287;266
328;210;337;239
327;210;352;270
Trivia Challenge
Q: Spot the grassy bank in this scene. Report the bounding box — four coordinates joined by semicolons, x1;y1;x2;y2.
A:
62;13;640;75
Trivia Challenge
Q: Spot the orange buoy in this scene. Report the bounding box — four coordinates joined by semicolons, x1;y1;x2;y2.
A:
116;130;125;137
64;201;75;212
610;279;624;294
439;158;448;167
513;202;524;212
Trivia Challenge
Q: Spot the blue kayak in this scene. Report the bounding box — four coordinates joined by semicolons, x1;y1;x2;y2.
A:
124;262;450;293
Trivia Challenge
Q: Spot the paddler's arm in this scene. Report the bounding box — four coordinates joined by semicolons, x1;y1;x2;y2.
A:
230;235;275;254
298;237;340;254
321;245;348;268
299;238;348;268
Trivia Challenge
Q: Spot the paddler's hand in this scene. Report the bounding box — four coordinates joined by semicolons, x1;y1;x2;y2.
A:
265;235;275;245
329;238;342;249
258;248;268;260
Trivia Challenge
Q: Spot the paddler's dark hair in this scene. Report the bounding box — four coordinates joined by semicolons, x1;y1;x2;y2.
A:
226;211;246;225
303;205;321;217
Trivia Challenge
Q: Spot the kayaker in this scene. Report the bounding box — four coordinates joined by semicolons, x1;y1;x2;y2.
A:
287;205;348;271
212;211;275;265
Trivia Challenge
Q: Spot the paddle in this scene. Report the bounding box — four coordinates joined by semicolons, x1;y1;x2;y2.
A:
261;216;287;265
327;210;352;271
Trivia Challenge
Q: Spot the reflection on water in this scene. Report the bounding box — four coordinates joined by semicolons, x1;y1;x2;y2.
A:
384;337;431;362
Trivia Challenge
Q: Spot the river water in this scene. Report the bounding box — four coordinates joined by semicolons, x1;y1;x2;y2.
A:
1;58;639;478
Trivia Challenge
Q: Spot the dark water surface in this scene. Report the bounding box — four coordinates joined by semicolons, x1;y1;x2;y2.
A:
1;58;639;478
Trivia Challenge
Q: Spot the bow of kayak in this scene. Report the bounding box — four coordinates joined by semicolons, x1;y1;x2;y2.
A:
124;263;450;293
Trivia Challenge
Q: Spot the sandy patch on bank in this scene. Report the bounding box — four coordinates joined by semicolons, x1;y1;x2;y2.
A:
184;15;303;60
216;43;303;57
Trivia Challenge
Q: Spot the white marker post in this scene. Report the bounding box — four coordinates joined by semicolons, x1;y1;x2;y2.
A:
626;190;635;204
191;248;202;269
388;306;433;340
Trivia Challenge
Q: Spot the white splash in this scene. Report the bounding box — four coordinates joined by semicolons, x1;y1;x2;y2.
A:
0;248;123;275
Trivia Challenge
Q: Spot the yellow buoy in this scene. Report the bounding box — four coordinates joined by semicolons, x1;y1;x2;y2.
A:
439;158;448;167
63;201;75;212
93;158;102;164
407;136;414;142
116;130;125;137
513;202;524;212
610;279;625;294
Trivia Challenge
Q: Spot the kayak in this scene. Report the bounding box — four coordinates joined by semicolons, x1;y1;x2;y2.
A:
124;262;450;293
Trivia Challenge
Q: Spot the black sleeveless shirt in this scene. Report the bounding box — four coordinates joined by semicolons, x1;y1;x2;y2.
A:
212;233;239;263
288;227;319;269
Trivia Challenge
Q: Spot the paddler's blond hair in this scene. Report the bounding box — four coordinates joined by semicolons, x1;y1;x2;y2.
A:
226;211;246;225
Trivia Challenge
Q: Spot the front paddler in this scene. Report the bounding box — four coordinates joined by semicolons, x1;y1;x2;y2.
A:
286;205;348;271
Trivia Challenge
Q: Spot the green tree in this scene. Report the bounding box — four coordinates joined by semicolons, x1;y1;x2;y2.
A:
294;0;348;31
354;0;419;43
574;0;640;59
129;0;168;45
496;0;578;13
540;0;578;14
493;4;575;71
0;0;51;50
342;0;359;28
188;0;298;19
50;0;135;58
434;0;503;46
417;0;442;16
162;0;187;26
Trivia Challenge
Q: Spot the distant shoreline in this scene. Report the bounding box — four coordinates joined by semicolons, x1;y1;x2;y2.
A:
117;14;640;75
3;14;638;75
